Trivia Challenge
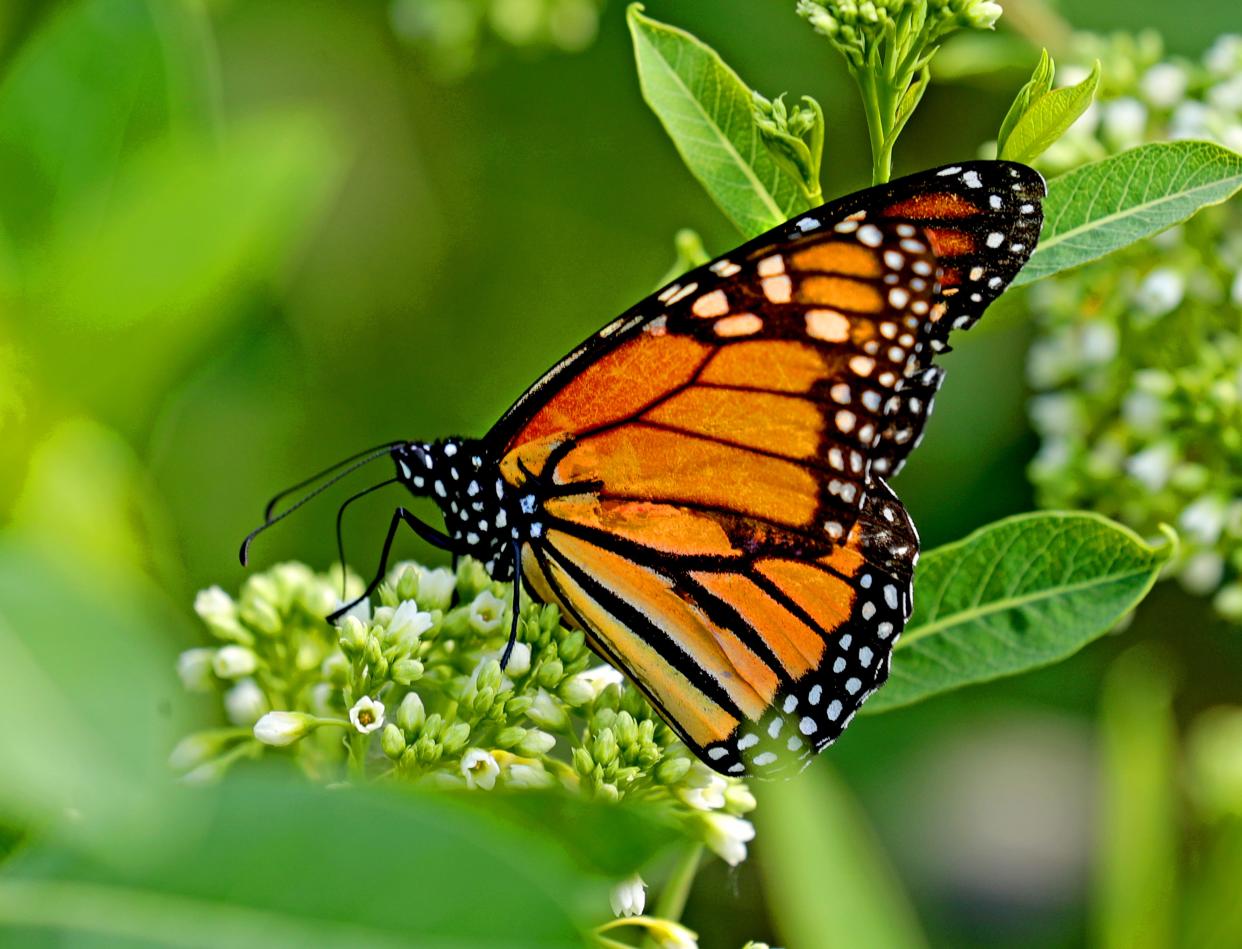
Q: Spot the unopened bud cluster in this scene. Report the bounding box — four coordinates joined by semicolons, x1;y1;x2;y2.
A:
1025;32;1242;619
173;558;757;866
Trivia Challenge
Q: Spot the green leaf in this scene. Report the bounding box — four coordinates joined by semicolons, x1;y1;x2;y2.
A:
0;775;607;947
1015;141;1242;286
999;58;1098;164
756;766;926;949
867;512;1175;713
1094;649;1178;949
627;4;809;238
995;48;1054;159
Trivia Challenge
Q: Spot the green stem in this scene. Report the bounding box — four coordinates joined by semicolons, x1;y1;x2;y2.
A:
654;842;703;922
856;69;893;185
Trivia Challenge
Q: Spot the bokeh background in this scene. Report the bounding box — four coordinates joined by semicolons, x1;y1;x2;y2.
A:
2;1;1240;946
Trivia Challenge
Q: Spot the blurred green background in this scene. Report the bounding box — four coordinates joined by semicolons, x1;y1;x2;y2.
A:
2;1;1240;946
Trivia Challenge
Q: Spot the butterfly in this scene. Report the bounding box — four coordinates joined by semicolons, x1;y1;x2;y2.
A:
242;160;1045;777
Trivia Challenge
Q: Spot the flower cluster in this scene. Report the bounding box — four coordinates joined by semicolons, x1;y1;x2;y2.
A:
172;558;759;872
1024;32;1242;619
390;0;603;77
796;0;1002;182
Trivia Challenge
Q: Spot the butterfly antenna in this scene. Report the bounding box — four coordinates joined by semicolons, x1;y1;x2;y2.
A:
239;445;399;566
334;478;399;598
261;441;401;520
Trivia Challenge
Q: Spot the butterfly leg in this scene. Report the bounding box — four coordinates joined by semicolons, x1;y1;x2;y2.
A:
325;507;456;624
499;540;521;670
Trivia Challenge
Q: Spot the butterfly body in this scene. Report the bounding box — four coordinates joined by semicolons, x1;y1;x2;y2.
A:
254;161;1045;778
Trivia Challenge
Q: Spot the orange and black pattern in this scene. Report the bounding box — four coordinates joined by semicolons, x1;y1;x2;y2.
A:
395;161;1045;777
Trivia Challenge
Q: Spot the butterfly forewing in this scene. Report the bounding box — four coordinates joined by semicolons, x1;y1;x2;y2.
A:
483;160;1045;776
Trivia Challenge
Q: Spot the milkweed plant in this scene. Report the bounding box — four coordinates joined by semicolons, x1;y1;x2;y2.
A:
168;1;1242;945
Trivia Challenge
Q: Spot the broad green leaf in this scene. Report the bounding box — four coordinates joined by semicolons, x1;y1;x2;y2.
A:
0;0;219;249
867;512;1174;713
1015;141;1242;286
999;58;1098;164
1094;649;1178;949
756;766;926;949
0;774;610;947
996;48;1054;159
628;4;809;238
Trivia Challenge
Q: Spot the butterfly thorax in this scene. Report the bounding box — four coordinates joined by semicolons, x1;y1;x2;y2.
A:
391;438;526;578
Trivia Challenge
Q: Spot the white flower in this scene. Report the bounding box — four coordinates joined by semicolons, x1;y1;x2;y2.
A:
1102;98;1147;148
212;645;258;679
516;729;557;756
168;731;233;772
461;748;500;789
1205;34;1242;76
1181;496;1227;545
193;586;247;640
609;873;647;918
1208;74;1242;112
1140;63;1188;109
468;590;507;633
1029;393;1082;437
387;600;433;645
1170;100;1211;139
702;813;755;867
725;783;758;814
1079;322;1118;364
1135;268;1184;317
176;648;216;692
680;772;729;811
349;696;385;734
1126;442;1175;492
309;682;336;717
254;711;315;746
224;678;269;726
501;641;531;676
1122;389;1164;433
416;566;457;610
1181;551;1225;595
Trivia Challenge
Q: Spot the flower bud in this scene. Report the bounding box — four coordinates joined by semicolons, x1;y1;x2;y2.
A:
442;722;471;753
396;692;426;734
394;565;420;601
572;746;595;776
559;630;585;661
176;648;216;692
702;813;755;867
391;658;425;685
593;729;619;767
501;641;531;677
338;616;368;654
506;762;555;789
559;673;596;708
224;678;269;726
725;783;758;814
655;755;692;785
516;729;557;757
473;686;496;716
496;726;526;748
168;730;237;772
417;566;457;610
381;723;406;759
526;689;569;731
239;592;282;637
193;586;249;643
254;711;316;747
456;558;491;599
609;873;646;918
537;659;563;689
212;645;258;679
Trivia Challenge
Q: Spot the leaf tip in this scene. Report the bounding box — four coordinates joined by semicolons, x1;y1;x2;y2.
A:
1154;523;1179;560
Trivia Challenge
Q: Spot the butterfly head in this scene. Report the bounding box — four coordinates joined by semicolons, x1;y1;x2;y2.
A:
392;438;515;577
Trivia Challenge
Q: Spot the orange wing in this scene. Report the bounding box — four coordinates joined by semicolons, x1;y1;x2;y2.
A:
495;220;933;775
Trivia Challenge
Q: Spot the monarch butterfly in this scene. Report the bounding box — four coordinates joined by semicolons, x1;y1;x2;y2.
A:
242;160;1045;777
